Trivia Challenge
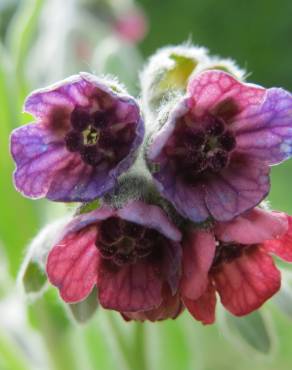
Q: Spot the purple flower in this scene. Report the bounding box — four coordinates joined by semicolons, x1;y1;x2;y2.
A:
11;73;144;202
46;200;182;319
147;70;292;222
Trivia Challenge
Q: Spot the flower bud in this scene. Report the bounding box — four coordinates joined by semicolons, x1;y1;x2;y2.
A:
140;44;209;117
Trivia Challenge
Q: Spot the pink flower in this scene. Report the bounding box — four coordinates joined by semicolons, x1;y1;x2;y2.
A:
180;207;292;325
46;200;182;320
147;70;292;222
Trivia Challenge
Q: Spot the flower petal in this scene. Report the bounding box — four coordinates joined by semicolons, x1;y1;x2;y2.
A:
11;123;74;198
187;70;265;118
152;163;210;222
24;75;93;120
98;259;164;312
213;247;281;316
161;241;182;294
183;281;217;325
205;154;270;221
215;208;288;245
234;88;292;164
122;289;183;322
58;206;114;238
46;160;115;202
117;200;182;241
264;215;292;262
181;230;216;300
46;227;99;303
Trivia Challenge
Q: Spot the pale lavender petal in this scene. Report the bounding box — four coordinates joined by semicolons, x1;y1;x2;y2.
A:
55;206;115;242
234;88;292;164
205;154;270;221
117;200;182;241
152;164;209;223
10;123;74;198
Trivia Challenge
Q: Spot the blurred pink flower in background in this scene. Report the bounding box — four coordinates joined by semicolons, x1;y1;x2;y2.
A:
113;6;148;43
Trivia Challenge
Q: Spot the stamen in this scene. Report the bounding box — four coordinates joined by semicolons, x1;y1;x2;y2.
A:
82;126;100;146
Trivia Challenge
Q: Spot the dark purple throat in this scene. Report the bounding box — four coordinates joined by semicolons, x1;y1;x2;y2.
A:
164;113;236;185
96;217;166;267
65;105;136;168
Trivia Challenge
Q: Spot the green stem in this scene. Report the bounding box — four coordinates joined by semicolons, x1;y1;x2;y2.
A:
101;311;148;370
32;299;79;370
133;322;147;370
101;311;132;370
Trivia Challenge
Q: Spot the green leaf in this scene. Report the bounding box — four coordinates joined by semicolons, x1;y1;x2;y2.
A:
22;261;47;294
68;288;98;324
219;309;275;355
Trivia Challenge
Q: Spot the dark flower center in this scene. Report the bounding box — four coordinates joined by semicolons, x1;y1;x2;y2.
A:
64;105;136;168
96;217;166;266
164;113;236;185
211;241;250;270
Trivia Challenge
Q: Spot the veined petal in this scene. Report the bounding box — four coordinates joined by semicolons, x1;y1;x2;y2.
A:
213;247;280;316
205;154;270;221
46;227;99;303
187;70;265;118
98;259;164;312
183;281;217;325
152;163;209;223
264;215;292;262
181;229;216;300
24;74;93;120
234;88;292;165
215;208;288;245
11;123;74;198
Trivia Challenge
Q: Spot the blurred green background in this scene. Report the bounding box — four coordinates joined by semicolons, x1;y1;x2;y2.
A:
1;0;292;369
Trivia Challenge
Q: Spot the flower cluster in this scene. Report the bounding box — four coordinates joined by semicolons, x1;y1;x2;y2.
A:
11;45;292;325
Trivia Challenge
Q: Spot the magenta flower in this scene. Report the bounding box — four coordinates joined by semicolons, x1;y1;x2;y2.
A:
11;73;144;202
46;200;182;320
180;208;292;325
147;70;292;222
